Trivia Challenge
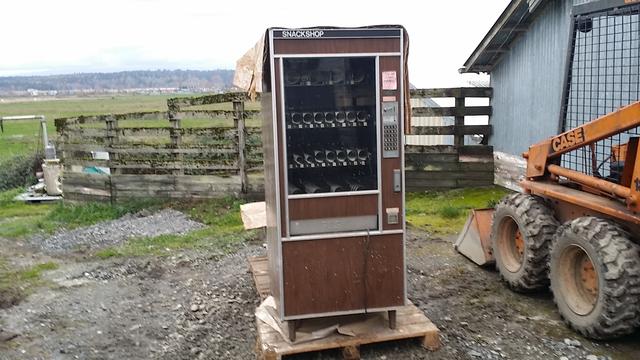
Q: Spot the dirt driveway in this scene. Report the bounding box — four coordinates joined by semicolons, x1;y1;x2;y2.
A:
1;224;640;359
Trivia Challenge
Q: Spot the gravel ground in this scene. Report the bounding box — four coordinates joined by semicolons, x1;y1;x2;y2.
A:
30;209;205;254
2;217;640;359
0;244;263;360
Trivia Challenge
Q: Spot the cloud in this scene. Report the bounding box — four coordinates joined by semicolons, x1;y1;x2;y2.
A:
0;0;508;87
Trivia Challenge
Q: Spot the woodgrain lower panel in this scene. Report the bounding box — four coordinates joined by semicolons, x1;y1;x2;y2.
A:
288;195;378;221
365;234;405;309
283;237;366;316
282;234;404;317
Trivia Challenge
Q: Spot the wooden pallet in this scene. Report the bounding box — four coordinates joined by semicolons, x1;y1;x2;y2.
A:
248;256;271;301
248;256;441;360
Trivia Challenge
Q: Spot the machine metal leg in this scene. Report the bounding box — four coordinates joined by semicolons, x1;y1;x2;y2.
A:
287;320;297;342
388;310;397;330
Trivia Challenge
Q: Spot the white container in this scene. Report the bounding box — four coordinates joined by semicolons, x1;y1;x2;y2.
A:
42;159;63;196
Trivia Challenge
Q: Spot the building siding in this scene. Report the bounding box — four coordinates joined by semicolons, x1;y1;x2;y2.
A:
489;0;573;155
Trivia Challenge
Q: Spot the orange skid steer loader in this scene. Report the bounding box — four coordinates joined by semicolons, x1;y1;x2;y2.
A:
456;101;640;339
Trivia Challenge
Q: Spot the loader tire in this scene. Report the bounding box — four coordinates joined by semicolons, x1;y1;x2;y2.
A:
549;217;640;339
491;194;558;292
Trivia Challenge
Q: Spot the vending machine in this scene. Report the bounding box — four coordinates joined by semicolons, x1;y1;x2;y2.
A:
261;26;409;337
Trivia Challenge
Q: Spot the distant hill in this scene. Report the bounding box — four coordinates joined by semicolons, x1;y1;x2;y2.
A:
0;70;235;96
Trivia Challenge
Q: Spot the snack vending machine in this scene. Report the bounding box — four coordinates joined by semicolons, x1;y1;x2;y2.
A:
261;26;409;337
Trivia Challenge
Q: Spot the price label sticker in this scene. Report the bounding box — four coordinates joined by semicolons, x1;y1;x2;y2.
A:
382;71;397;90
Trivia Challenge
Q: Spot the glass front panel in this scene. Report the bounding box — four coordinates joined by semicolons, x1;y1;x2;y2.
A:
283;57;378;195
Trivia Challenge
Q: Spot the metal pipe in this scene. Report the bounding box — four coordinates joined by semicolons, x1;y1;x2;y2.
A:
41;120;49;148
0;115;49;155
547;164;631;199
1;115;45;135
1;115;45;121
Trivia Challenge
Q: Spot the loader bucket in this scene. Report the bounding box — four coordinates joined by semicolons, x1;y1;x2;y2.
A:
454;209;495;266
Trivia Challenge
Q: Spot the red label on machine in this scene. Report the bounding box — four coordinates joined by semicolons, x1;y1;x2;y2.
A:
382;71;397;90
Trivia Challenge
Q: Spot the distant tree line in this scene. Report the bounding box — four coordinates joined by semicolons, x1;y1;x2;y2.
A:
0;70;235;93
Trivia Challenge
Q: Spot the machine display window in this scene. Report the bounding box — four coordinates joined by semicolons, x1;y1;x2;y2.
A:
283;57;378;195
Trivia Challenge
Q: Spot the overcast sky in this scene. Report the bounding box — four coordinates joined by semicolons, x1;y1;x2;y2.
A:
0;0;510;87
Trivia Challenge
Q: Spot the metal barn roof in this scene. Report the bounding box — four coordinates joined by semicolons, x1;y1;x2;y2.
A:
460;0;548;74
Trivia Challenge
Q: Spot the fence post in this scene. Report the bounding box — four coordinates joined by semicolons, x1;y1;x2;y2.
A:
234;100;247;194
454;96;465;147
169;112;184;176
56;119;69;164
105;115;119;202
105;115;120;174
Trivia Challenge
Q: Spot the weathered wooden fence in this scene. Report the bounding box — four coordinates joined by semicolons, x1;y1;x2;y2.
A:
407;88;494;190
56;88;496;201
55;93;263;201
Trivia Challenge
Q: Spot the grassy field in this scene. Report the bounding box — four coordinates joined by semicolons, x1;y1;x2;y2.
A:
0;185;508;247
0;188;255;257
0;188;159;238
95;197;256;258
0;95;174;160
0;258;59;309
406;187;510;235
0;188;255;306
0;94;261;161
0;185;506;304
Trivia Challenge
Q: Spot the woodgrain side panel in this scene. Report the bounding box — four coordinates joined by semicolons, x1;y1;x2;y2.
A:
365;234;405;308
282;237;366;316
274;38;400;55
288;195;378;221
